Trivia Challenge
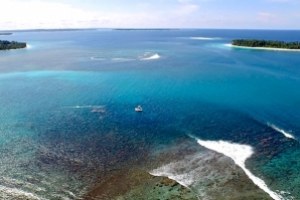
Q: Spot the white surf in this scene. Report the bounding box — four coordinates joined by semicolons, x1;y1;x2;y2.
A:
140;53;161;61
267;123;295;140
193;137;284;200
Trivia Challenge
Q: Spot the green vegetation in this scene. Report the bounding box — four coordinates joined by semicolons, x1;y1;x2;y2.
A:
232;39;300;49
0;40;26;50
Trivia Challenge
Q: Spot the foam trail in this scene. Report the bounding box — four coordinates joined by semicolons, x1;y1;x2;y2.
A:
189;135;283;200
149;154;205;188
267;123;295;140
65;105;105;109
190;37;221;40
149;150;240;191
150;166;192;188
91;56;136;62
140;53;160;61
111;57;135;62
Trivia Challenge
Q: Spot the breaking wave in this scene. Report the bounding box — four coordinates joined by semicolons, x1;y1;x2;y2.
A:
151;134;286;200
150;153;207;188
26;44;33;49
140;53;161;61
191;136;284;200
267;123;296;140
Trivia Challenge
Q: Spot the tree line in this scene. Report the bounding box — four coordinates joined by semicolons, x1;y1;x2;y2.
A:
0;40;27;50
232;39;300;49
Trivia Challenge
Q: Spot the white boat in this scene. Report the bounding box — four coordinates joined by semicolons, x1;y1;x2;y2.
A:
135;105;143;112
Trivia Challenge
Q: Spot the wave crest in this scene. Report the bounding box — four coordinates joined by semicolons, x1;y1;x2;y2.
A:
267;123;295;140
190;136;285;200
140;53;161;61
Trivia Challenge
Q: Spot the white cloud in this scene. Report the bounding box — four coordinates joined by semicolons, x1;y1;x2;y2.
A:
0;0;203;30
0;0;99;29
267;0;292;2
175;4;200;15
257;12;277;23
0;0;298;30
178;0;193;3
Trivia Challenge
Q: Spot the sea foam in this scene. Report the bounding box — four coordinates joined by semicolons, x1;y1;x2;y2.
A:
111;57;135;62
150;153;210;188
267;123;295;140
149;139;284;200
91;53;161;62
66;105;105;109
192;136;284;200
140;53;161;61
90;56;105;61
26;44;32;49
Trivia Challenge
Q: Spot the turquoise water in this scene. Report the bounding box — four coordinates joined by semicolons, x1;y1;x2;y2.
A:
0;29;300;199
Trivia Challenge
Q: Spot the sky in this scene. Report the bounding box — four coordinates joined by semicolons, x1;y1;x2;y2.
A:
0;0;300;30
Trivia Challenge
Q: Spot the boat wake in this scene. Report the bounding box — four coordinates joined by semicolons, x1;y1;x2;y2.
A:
111;57;136;62
91;52;161;62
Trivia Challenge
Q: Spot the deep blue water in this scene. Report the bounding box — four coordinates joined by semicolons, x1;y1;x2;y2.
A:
0;29;300;199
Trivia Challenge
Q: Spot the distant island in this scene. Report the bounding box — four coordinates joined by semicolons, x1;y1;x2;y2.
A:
0;40;27;50
232;39;300;50
0;32;12;35
114;28;180;31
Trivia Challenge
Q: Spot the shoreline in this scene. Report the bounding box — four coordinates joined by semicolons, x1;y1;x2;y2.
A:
226;43;300;52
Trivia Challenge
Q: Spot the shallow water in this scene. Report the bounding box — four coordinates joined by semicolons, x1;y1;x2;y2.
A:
0;29;300;199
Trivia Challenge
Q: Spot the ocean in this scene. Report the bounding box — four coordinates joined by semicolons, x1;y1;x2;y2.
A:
0;29;300;199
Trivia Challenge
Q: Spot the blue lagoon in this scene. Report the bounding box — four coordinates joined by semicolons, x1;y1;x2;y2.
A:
0;29;300;199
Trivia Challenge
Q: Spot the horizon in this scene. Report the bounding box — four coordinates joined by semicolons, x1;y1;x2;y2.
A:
1;27;300;32
1;0;300;30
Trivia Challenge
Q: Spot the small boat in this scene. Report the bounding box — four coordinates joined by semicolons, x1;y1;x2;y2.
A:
135;105;143;112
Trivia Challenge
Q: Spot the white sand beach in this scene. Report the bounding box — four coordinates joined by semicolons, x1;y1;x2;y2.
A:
226;43;300;52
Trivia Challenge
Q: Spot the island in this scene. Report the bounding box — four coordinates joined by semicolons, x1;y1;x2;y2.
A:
0;40;27;50
114;28;180;31
232;39;300;50
0;32;12;35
